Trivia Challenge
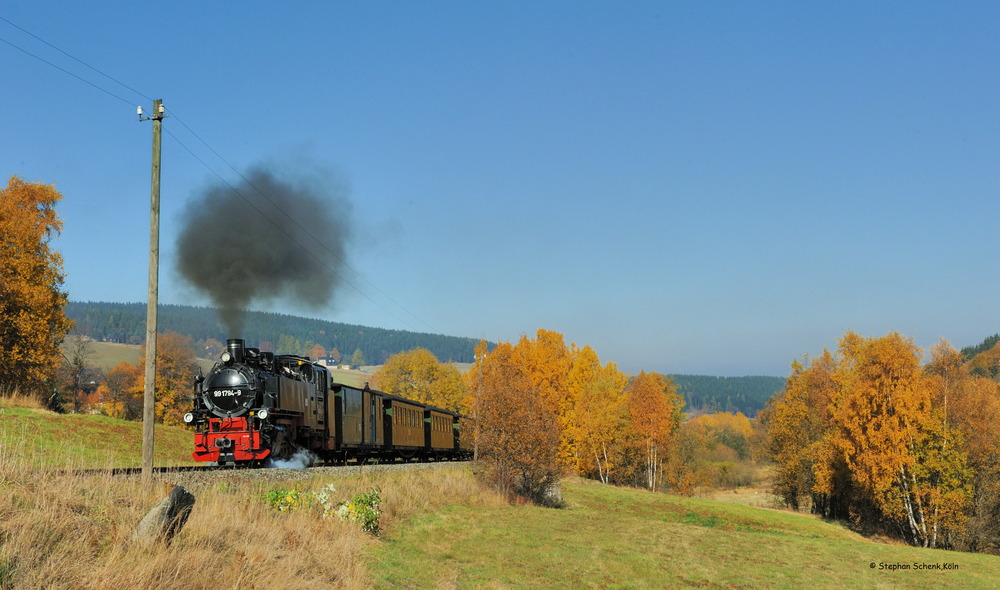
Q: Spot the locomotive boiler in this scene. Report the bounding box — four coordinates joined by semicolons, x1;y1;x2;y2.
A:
184;338;473;465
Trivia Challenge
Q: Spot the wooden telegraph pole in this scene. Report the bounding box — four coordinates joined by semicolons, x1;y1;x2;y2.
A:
139;99;166;480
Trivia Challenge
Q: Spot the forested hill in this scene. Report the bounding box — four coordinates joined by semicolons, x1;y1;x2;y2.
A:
961;333;1000;359
668;374;785;418
65;301;486;365
66;302;786;412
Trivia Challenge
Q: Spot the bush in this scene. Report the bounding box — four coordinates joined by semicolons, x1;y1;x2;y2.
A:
260;483;382;536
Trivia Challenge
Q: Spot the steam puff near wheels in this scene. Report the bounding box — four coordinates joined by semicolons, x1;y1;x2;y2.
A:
185;339;473;466
268;449;318;469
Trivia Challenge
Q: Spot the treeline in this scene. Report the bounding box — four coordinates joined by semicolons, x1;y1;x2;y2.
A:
669;375;783;417
65;301;486;364
763;331;1000;554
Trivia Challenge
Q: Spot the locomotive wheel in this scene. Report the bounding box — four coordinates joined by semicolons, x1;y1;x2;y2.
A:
272;430;295;462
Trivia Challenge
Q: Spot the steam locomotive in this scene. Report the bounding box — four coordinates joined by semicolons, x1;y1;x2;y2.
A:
184;338;473;465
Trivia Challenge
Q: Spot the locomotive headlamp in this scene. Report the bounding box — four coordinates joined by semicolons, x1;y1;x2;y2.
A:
221;351;233;364
257;408;269;420
183;412;194;424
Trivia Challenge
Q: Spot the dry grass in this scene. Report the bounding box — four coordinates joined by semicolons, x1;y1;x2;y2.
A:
0;435;503;590
0;386;45;411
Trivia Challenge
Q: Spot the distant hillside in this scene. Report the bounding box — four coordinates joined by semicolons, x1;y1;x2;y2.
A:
668;374;785;418
67;302;786;411
66;301;487;365
961;333;1000;360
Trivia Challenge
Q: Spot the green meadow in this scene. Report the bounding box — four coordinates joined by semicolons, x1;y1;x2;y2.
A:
372;477;998;589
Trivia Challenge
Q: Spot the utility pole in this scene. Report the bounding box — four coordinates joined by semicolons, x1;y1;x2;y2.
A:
139;99;167;480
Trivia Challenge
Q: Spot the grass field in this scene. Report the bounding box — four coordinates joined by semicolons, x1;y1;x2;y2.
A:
2;396;998;588
0;402;198;468
75;339;377;385
80;341;143;371
372;478;999;589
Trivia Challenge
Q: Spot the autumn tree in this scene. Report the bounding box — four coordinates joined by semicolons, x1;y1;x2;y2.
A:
766;331;977;548
374;348;467;412
471;341;561;505
926;340;1000;551
625;371;684;491
572;371;627;484
0;176;73;400
513;329;573;429
137;331;199;425
501;330;576;470
98;361;144;420
829;332;946;544
309;343;327;361
764;351;838;511
564;344;629;478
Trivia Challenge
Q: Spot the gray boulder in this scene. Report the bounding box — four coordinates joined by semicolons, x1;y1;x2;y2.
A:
133;485;196;546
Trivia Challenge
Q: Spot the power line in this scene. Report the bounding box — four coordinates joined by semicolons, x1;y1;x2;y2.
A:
0;34;136;106
0;15;152;103
0;15;436;333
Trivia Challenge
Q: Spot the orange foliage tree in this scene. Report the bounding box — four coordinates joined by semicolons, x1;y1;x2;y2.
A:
98;361;144;420
830;332;939;544
309;343;327;361
763;351;838;511
512;330;574;461
624;371;684;491
374;348;467;412
0;176;73;399
470;340;561;504
135;331;199;426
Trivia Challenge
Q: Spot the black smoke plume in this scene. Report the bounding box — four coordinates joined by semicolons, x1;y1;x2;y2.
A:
174;165;353;335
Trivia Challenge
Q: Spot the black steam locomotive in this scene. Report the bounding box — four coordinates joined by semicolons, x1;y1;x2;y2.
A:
184;339;473;464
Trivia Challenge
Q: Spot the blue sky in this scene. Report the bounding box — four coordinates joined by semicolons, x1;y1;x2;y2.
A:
3;2;999;376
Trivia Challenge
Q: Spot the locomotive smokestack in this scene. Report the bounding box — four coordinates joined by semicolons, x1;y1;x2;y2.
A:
174;163;354;335
227;339;245;364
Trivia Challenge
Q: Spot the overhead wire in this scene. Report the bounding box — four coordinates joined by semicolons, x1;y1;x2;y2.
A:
0;15;435;334
0;34;137;107
0;15;153;104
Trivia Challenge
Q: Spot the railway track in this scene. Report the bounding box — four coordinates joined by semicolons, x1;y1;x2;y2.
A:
66;459;471;483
